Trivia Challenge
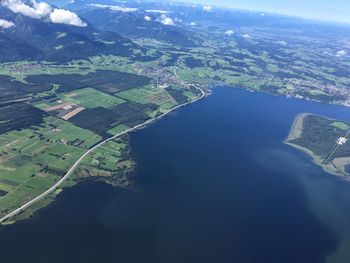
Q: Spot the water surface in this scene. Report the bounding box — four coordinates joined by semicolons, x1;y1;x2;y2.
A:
1;87;350;263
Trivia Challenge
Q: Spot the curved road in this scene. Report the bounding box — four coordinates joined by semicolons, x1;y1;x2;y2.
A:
0;84;205;223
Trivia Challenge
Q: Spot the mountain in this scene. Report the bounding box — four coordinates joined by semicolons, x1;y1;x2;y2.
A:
0;31;44;61
0;5;144;63
70;0;350;40
72;4;198;47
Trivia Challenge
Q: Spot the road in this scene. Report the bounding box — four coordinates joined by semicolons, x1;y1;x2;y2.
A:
322;129;350;165
0;84;205;223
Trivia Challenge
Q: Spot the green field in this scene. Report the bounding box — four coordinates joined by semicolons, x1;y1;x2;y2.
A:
32;101;54;111
0;175;58;215
1;0;350;224
0;116;103;216
72;138;134;187
58;88;125;109
0;51;203;221
44;119;102;149
331;122;349;131
107;124;130;136
82;139;127;171
0;56;136;82
115;85;177;110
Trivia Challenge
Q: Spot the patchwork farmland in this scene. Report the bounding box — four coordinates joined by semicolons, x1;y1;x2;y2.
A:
0;65;202;221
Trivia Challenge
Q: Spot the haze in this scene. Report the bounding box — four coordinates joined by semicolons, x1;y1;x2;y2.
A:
184;0;350;24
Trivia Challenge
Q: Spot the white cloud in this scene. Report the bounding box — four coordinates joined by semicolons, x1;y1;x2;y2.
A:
50;8;86;27
203;6;212;12
242;34;251;38
32;1;52;17
144;15;152;22
336;50;347;57
225;30;234;36
0;18;15;28
161;17;175;26
145;9;170;14
89;4;138;12
1;0;86;27
190;22;197;26
2;0;51;18
160;14;175;26
276;40;288;46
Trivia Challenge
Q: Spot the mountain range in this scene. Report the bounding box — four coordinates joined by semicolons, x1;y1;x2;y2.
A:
0;4;142;63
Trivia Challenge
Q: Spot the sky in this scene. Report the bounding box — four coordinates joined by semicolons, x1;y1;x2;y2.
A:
184;0;350;24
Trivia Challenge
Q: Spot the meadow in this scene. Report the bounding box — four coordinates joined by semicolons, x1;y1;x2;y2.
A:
58;88;125;109
0;116;102;216
0;58;202;221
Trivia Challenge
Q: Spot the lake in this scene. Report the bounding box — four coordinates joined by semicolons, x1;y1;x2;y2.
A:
1;87;350;263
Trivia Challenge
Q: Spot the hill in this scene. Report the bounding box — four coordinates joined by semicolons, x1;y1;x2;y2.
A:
0;5;144;62
73;3;198;47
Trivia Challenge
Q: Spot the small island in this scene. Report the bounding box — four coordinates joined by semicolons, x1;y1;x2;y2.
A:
285;113;350;178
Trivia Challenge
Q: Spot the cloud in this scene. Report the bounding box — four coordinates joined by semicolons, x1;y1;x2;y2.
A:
276;40;288;46
1;0;86;27
145;9;170;14
50;8;86;27
89;4;138;12
144;15;152;22
225;30;234;36
336;50;347;57
2;0;51;18
203;6;212;12
190;22;197;26
32;1;52;17
160;14;174;26
242;34;251;38
0;18;15;28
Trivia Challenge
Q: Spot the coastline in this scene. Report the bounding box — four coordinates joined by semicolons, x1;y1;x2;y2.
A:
0;85;207;224
284;113;350;180
285;113;310;142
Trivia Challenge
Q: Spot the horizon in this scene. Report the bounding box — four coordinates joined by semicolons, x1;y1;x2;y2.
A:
179;0;350;24
29;0;350;25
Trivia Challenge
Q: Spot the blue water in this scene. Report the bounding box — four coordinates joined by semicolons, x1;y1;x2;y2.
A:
1;87;350;263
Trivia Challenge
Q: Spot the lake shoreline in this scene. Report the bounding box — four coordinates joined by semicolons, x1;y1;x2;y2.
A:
284;113;350;180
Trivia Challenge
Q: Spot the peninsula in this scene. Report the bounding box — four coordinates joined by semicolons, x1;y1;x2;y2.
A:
285;113;350;178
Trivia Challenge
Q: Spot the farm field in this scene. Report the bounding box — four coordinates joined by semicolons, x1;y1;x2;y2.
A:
0;39;208;222
115;85;177;111
107;124;130;136
71;137;134;187
0;63;202;222
0;116;102;217
0;56;135;81
1;2;350;262
58;88;125;109
32;88;125;122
